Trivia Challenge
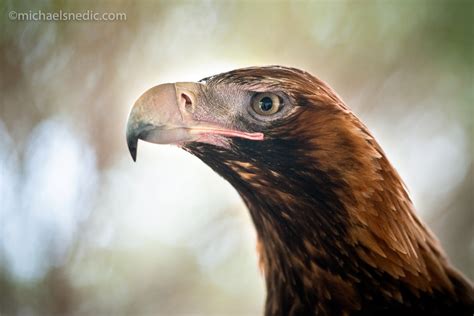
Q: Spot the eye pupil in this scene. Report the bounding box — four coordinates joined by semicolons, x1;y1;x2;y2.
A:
252;93;281;117
259;97;273;112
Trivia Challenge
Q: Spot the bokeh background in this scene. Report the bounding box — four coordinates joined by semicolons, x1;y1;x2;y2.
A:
0;0;472;315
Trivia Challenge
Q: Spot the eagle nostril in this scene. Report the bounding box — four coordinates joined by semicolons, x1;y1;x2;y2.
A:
180;92;193;112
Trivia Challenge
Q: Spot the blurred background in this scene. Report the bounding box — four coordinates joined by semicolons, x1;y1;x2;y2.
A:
0;0;472;315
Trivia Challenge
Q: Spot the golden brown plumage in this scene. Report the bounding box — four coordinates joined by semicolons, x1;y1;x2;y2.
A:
126;66;474;315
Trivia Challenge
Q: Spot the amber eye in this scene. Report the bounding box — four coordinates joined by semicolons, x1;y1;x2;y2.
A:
252;93;281;116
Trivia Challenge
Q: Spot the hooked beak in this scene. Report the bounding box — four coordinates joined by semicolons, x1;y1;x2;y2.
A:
126;82;263;161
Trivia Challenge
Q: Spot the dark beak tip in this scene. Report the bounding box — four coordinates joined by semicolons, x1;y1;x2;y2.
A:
130;150;137;162
128;143;137;162
126;132;138;162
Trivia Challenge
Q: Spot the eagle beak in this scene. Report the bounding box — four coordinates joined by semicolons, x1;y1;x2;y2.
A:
126;82;264;162
126;83;200;161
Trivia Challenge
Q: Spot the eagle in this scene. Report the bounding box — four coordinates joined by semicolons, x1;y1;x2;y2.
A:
126;66;473;315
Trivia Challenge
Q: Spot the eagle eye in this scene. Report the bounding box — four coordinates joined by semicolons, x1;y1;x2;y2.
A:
252;93;281;116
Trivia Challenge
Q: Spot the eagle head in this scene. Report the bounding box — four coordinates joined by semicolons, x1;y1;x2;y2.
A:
127;66;360;203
